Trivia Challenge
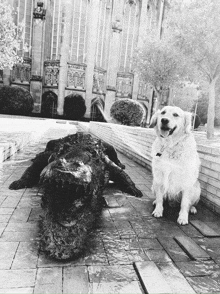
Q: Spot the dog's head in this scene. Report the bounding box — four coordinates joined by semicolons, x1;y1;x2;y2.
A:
150;106;192;138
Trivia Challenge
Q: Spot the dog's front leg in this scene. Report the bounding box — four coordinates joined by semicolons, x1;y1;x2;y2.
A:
152;186;164;218
178;190;191;225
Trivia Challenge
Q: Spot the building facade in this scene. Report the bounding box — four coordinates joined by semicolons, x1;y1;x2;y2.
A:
0;0;165;121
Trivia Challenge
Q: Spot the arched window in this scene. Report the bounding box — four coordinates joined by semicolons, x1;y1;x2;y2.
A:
13;0;34;57
95;0;112;69
119;0;140;72
70;0;89;63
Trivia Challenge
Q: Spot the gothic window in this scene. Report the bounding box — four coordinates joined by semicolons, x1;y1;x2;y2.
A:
51;0;63;59
70;0;89;63
119;0;140;72
95;0;112;69
13;0;33;57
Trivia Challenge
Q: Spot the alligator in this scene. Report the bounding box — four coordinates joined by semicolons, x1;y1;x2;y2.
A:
9;132;142;260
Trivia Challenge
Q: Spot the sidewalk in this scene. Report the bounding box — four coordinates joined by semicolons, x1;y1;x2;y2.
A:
0;126;220;293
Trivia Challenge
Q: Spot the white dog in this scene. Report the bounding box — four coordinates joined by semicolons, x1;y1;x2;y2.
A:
150;106;201;225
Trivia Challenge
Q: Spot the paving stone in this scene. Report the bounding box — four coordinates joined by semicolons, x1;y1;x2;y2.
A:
0;231;39;242
34;267;62;294
193;238;220;262
10;208;32;222
145;249;172;262
5;222;38;232
174;236;211;260
0;288;33;293
11;242;39;269
37;252;75;268
17;197;41;208
88;265;138;283
128;199;153;216
0;242;19;269
175;260;220;277
0;208;14;215
0;269;36;288
63;266;89;294
179;223;203;238
134;261;172;294
190;220;220;237
157;262;196;294
158;237;191;262
186;276;220;293
126;249;150;263
90;281;143;294
28;208;43;221
104;195;121;208
1;196;22;208
0;215;11;223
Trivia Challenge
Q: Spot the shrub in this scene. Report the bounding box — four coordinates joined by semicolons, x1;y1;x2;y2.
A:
110;98;145;126
41;91;58;118
0;86;34;115
64;93;86;120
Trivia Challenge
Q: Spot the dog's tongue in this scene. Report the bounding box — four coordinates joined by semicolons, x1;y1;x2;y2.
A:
160;128;170;138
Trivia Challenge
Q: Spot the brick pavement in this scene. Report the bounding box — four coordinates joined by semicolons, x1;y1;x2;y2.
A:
0;127;220;293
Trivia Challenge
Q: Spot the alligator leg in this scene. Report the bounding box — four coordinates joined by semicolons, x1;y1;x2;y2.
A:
9;151;51;190
103;155;142;198
102;142;125;169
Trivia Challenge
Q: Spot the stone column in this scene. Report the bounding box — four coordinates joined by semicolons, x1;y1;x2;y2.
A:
57;0;73;116
30;1;46;113
104;1;124;117
84;0;100;119
3;68;11;86
132;0;149;101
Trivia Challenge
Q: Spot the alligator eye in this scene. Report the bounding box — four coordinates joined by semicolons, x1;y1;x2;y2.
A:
173;113;179;117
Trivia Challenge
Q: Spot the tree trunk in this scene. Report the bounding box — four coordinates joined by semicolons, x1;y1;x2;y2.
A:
57;0;73;116
207;76;218;139
155;89;163;110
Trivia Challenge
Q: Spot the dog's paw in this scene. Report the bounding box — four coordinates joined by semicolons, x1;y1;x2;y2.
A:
177;214;188;225
190;206;197;214
152;207;163;218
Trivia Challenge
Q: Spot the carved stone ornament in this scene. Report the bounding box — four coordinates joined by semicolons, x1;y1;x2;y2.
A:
44;60;60;86
67;63;86;90
33;2;46;19
92;67;106;94
116;72;134;98
31;75;43;82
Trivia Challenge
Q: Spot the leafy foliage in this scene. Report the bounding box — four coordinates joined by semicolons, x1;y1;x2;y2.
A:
166;0;220;138
0;0;24;69
63;93;86;120
110;98;145;126
0;85;34;115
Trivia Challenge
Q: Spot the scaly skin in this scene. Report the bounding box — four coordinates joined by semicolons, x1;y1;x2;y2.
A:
9;132;142;260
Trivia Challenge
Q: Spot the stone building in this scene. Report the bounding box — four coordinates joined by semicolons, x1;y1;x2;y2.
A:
0;0;165;121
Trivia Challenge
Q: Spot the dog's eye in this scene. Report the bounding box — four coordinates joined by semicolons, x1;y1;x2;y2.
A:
173;113;179;117
161;111;166;115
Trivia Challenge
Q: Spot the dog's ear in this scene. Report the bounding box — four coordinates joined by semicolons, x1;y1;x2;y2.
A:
149;111;159;128
184;112;192;133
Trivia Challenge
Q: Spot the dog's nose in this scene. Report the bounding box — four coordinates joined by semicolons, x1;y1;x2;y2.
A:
161;118;169;125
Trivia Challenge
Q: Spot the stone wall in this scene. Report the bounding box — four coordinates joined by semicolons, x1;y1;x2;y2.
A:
78;121;220;214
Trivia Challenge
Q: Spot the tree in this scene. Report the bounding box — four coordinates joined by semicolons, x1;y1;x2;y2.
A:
0;0;23;69
134;30;187;110
167;0;220;139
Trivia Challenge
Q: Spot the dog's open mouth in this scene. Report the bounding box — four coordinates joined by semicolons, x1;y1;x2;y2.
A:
160;126;177;138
